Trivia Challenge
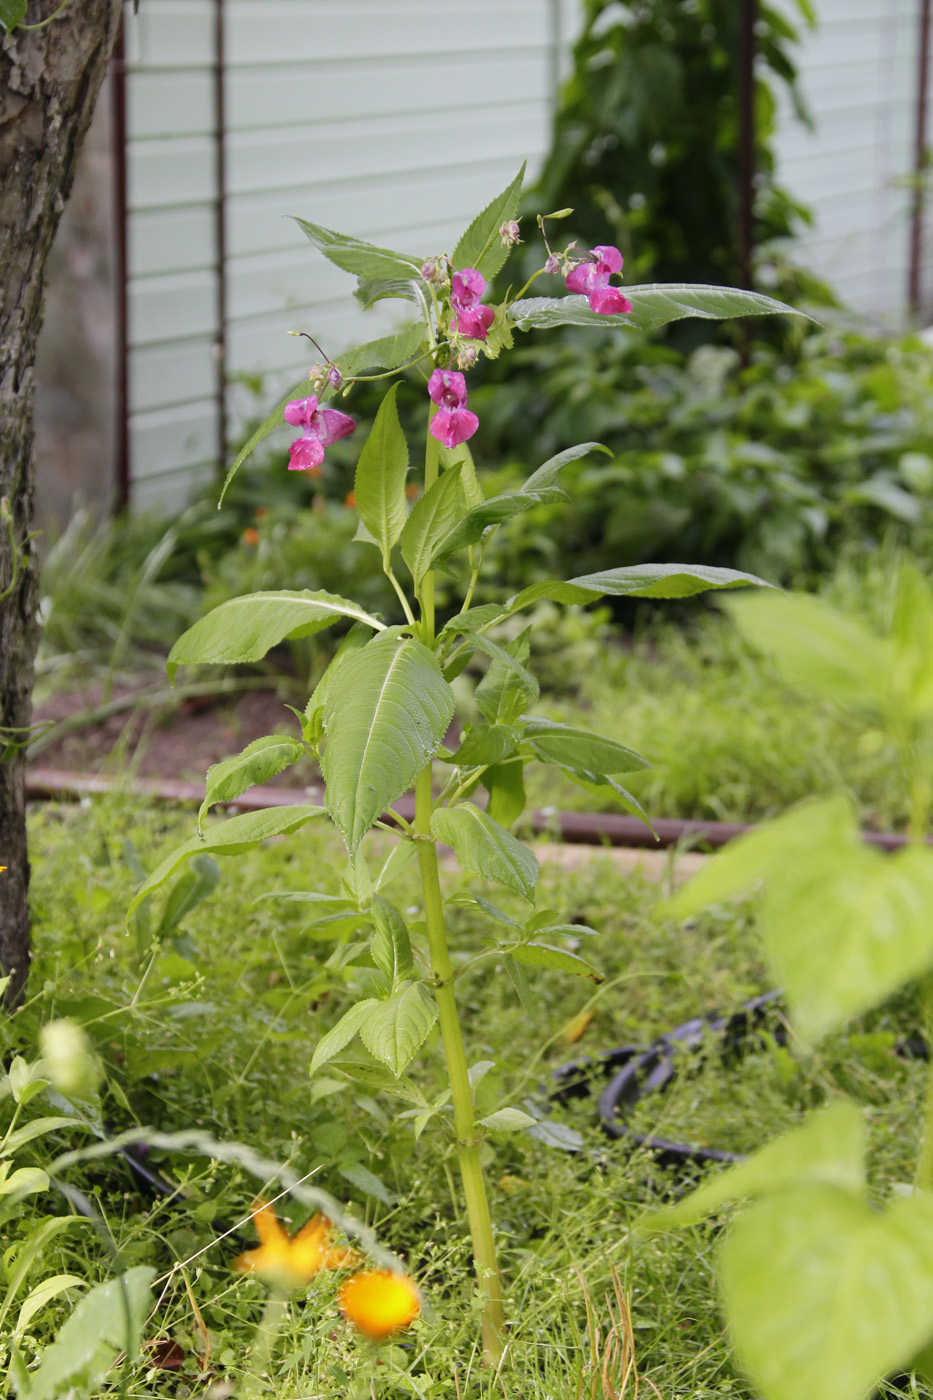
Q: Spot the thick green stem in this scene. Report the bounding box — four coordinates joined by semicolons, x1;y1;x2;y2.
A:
421;419;440;639
415;764;505;1362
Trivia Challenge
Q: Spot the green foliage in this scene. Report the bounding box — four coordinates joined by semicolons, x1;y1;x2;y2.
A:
198;734;308;830
353;383;410;566
510;284;809;335
431;805;538;904
452;163;526;283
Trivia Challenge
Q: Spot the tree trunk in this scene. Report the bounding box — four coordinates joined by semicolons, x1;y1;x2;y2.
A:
0;2;122;1000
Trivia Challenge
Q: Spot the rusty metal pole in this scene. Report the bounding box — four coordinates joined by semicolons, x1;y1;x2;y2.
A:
110;19;130;513
213;0;229;472
909;0;931;320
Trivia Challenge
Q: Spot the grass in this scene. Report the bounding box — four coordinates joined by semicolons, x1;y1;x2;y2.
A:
4;790;929;1398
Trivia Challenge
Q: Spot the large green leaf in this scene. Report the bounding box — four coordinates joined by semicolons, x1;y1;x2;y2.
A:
198;734;307;831
125;806;325;921
508;284;804;335
451;163;526;283
721;1185;933;1400
524;717;649;775
433;488;567;561
354;384;409;564
664;796;933;1038
484;760;527;825
217;321;424;504
360;982;438;1077
24;1266;155;1400
521;442;611;493
292;218;422;280
431;804;538;904
400;463;464;588
642;1101;866;1233
167;590;385;682
512;942;602;980
370;897;415;988
323;634;454;854
310;999;380;1075
508;562;772;612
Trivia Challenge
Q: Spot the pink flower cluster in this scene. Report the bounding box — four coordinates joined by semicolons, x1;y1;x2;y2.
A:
451;269;494;341
284;395;355;473
427;370;479;449
565;245;633;316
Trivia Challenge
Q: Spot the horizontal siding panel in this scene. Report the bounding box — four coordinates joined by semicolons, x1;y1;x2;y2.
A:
226;0;550;65
128;72;214;141
226;50;551;130
227;301;403;382
133;461;218;514
131;401;218;480
129;269;218;345
128;137;215;210
227;104;547;198
133;0;213;68
129;206;216;278
130;338;218;414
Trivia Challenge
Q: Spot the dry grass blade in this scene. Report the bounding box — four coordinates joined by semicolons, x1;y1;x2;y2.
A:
574;1265;657;1400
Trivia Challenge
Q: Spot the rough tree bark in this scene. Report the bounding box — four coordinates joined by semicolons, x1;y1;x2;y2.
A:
0;2;122;1000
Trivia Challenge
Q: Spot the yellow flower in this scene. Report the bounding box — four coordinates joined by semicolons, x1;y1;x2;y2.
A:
234;1201;361;1289
339;1269;421;1341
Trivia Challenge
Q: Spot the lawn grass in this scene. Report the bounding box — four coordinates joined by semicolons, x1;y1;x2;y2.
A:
5;791;928;1398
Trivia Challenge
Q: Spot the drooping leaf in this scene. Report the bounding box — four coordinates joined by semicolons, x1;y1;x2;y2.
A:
24;1266;155;1400
125;806;325;921
338;1160;396;1206
370;897;415;987
198;735;307;831
310;1000;380;1075
557;764;655;831
664;796;933;1038
642;1101;866;1233
354;384;409;564
721;1185;933;1400
323;634;454;854
521;442;611;494
293;218;422;280
509;562;772;613
512;942;603;980
452;163;526;283
484;762;527;826
400;463;464;588
155;854;220;937
523;717;649;775
445;723;521;767
359;982;438;1077
433;489;567;560
508;284;805;335
354;276;421;310
431;804;538;904
167;590;385;682
217;321;424;503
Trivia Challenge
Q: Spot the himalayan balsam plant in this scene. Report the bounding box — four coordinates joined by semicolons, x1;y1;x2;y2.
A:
126;164;797;1361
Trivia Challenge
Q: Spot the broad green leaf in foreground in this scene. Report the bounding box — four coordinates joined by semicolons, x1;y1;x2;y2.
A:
523;717;649;775
292;218;422;280
452;163;526;283
721;1184;933;1400
360;982;439;1077
431;804;538;903
354;383;409;565
508;284;806;335
217;320;425;503
23;1265;155;1400
126;806;325;921
167;590;385;682
664;796;933;1038
198;734;307;831
400;462;464;588
509;562;773;613
642;1100;865;1233
323;634;454;854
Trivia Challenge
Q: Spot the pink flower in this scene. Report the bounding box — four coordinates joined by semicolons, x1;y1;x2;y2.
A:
565;245;633;316
427;369;479;449
451;268;495;341
284;395;355;474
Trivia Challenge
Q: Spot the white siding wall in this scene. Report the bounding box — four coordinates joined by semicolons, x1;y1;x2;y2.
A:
123;0;574;510
772;0;930;327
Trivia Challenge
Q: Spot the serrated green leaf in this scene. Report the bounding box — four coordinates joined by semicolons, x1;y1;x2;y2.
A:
521;441;611;493
323;634;454;854
484;762;527;826
218;322;424;504
431;804;538;903
439;441;483;509
167;590;385;682
125;806;325;922
509;284;806;335
374;841;417;892
434;489;567;560
354;384;409;564
452;163;526;282
505;955;535;1014
354;276;421;310
338;1160;396;1206
524;717;649;775
198;736;307;831
480;1108;537;1132
721;1185;933;1400
310;1000;380;1075
509;563;772;613
474;629;537;726
512;942;602;980
446;723;521;768
370;897;414;987
359;982;438;1077
664;796;933;1038
642;1101;865;1234
448;891;522;929
400;463;464;588
23;1266;154;1400
556;764;655;831
293;218;422;280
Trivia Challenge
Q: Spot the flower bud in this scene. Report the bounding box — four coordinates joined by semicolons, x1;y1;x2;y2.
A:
327;364;342;390
308;361;328;392
544;254;561;276
422;258;449;285
40;1019;100;1097
457;345;478;370
542;208;574;220
499;219;521;247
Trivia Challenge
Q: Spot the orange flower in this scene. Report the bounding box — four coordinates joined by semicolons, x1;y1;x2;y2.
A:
241;527;260;546
339;1269;420;1341
405;483;420;500
345;490;356;508
255;506;269;519
234;1201;360;1289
